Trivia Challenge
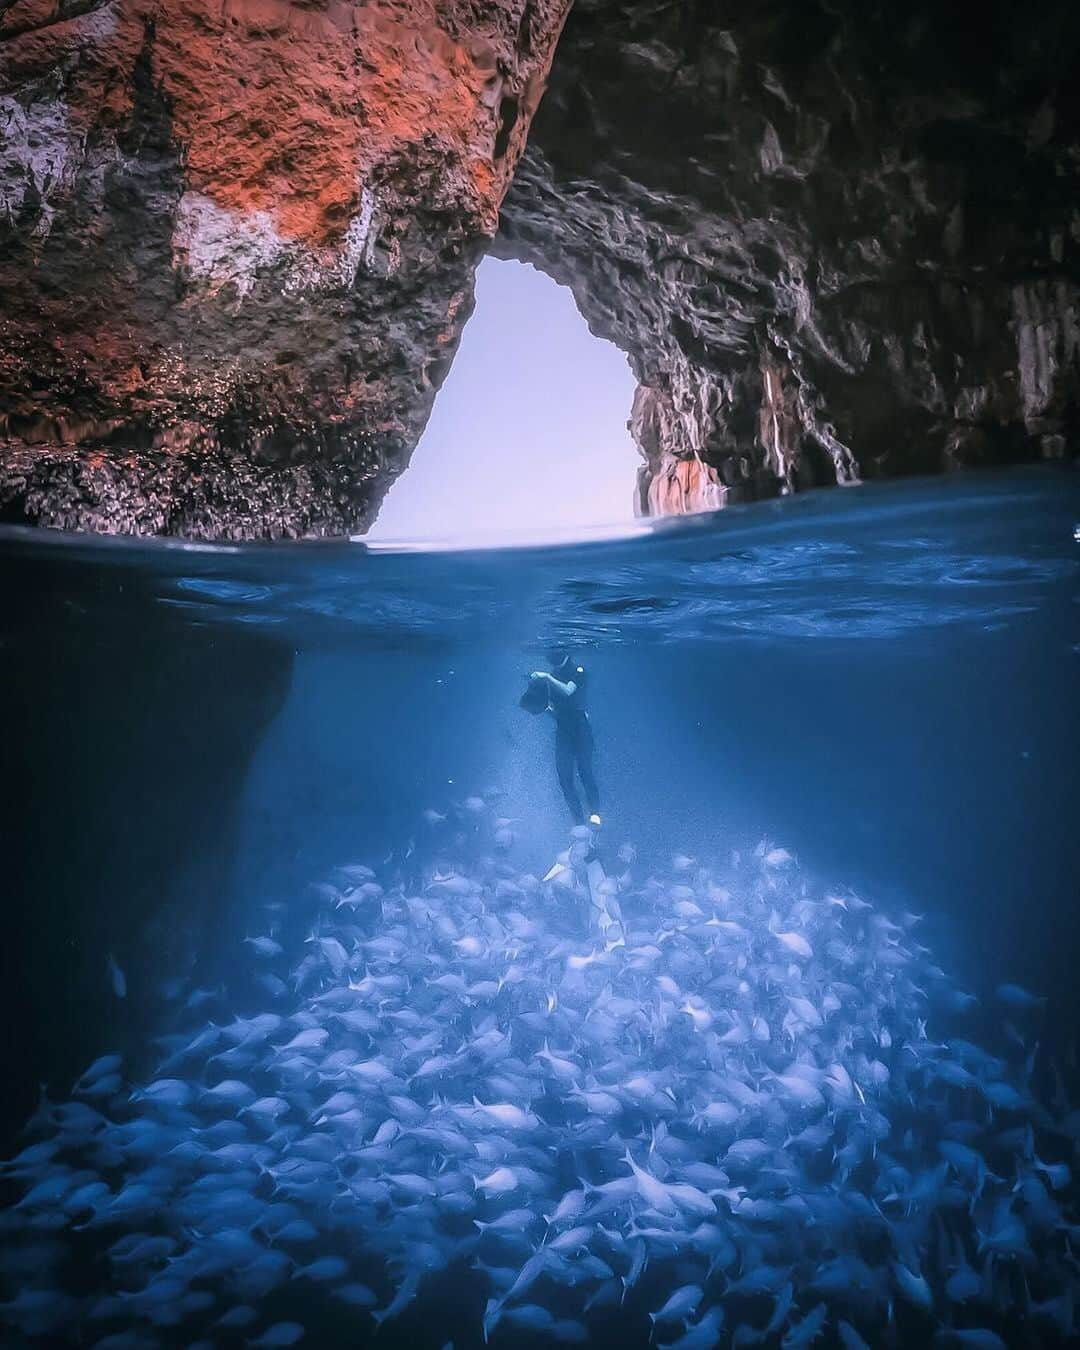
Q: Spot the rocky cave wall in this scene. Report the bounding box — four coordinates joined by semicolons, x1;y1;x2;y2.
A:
497;0;1080;511
0;0;570;536
0;548;294;1144
1;0;1078;537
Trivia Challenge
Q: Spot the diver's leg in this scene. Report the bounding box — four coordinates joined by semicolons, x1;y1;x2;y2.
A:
555;724;584;824
575;719;600;820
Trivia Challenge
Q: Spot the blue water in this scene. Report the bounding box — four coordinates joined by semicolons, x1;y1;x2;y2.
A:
0;467;1077;1349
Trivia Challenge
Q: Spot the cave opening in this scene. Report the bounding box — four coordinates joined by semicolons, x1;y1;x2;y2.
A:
364;257;640;543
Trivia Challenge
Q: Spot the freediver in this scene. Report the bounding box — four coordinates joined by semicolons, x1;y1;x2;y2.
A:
526;651;602;828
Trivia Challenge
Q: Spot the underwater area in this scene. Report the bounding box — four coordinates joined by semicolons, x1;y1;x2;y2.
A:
1;465;1079;1350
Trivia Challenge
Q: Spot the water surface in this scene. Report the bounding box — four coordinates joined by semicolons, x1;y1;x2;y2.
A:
1;466;1077;1349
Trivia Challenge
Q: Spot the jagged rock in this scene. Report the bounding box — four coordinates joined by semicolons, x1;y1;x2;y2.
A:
0;0;570;536
1;0;1077;535
497;0;1080;508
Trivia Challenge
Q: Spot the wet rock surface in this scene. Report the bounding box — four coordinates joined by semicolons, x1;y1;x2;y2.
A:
1;0;1078;535
497;0;1080;509
0;0;569;536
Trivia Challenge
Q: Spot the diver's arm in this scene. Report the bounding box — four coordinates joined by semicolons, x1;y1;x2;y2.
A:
531;671;578;700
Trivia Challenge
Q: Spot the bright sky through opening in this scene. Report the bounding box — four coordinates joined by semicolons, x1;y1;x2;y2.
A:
365;258;639;543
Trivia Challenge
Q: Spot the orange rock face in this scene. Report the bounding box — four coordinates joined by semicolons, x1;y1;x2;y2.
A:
0;0;569;535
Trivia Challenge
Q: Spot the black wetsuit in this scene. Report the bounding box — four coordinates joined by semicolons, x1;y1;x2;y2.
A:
551;660;600;825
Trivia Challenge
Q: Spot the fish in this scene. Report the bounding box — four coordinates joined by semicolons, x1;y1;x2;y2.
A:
994;983;1046;1010
472;1166;518;1198
657;1306;725;1350
476;1207;540;1236
503;1302;555;1330
248;1324;305;1348
106;954;127;999
293;1255;348;1282
623;1149;679;1214
469;1100;540;1131
1034;1155;1071;1190
130;1078;195;1110
892;1262;933;1311
781;1302;827;1348
198;1079;258;1111
764;847;796;868
0;800;1075;1350
649;1283;703;1325
545;1188;587;1227
774;930;814;960
334;1283;377;1307
690;1101;740;1130
244;936;284;960
241;1097;290;1124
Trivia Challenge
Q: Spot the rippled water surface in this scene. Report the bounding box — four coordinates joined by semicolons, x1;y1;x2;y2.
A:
1;467;1077;1350
8;467;1074;645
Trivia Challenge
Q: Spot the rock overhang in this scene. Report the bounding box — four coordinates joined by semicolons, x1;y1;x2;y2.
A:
0;0;571;536
0;0;1077;537
494;0;1080;513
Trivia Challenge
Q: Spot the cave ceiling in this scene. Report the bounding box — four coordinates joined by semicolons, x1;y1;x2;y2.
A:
0;0;1076;536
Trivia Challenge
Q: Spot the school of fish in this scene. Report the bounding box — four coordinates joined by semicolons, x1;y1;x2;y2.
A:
1;796;1077;1349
